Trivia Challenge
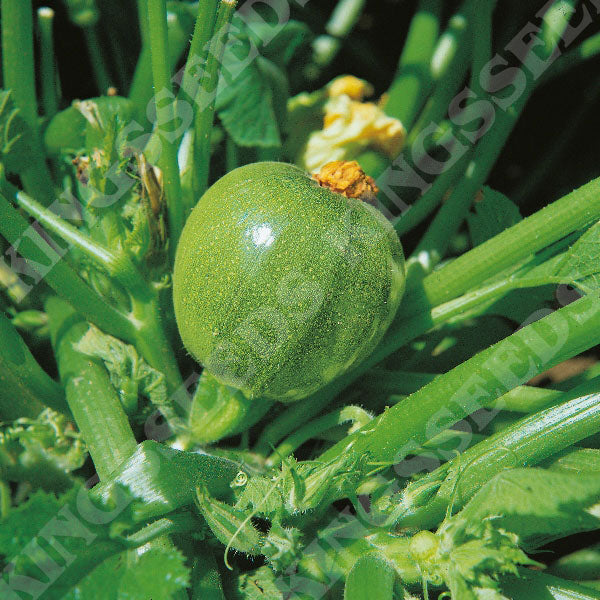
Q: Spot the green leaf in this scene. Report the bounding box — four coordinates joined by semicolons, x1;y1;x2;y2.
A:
0;408;86;491
500;569;600;599
409;523;536;600
344;553;395;600
467;187;522;247
457;468;600;549
0;485;129;599
43;96;134;155
238;566;283;600
75;324;168;416
216;16;307;148
543;448;600;474
247;19;310;68
262;523;302;571
0;90;36;174
555;220;600;293
196;484;263;556
93;440;241;523
63;547;190;600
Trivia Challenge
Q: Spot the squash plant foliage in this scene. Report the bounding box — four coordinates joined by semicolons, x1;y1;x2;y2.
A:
0;1;600;599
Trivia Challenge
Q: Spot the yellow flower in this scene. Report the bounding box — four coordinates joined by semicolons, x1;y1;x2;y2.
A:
301;92;406;174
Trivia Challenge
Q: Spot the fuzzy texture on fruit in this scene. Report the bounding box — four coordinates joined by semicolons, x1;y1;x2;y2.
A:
173;162;405;402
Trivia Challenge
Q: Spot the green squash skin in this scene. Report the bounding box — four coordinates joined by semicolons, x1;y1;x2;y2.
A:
173;162;405;402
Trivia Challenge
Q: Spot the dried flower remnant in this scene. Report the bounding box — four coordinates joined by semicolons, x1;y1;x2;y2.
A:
313;160;379;205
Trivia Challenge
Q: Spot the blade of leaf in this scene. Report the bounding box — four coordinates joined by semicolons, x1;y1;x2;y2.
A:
344;553;395;600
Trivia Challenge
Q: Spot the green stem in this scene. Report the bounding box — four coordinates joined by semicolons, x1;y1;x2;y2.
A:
0;309;62;418
405;0;472;145
37;7;59;118
401;174;600;319
540;31;600;85
412;1;497;264
267;406;371;467
147;0;184;258
0;190;135;343
377;1;472;234
321;289;600;466
0;480;10;518
384;0;442;128
392;147;474;237
1;0;55;205
14;190;145;292
10;190;182;391
1;0;39;133
393;377;600;529
413;0;571;265
309;0;366;74
130;296;183;396
254;393;332;456
46;296;137;480
83;26;112;93
179;0;219;106
129;9;193;124
489;385;564;413
193;0;236;199
137;0;149;48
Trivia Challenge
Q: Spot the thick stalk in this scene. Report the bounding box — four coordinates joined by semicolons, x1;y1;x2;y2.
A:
83;26;112;93
401;174;600;319
1;0;55;205
0;191;135;342
413;0;574;264
192;0;236;199
384;0;442;128
320;289;600;465
46;297;137;480
178;0;219;106
37;7;59;118
394;377;600;529
129;9;193;124
0;310;63;418
147;0;184;256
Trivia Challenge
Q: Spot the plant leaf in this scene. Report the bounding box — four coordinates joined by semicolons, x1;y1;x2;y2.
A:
216;16;307;148
0;90;36;174
238;566;283;600
555;220;600;293
75;324;168;417
93;440;240;523
0;486;129;599
457;468;600;549
0;408;87;492
63;546;190;600
344;553;395;600
467;187;522;247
